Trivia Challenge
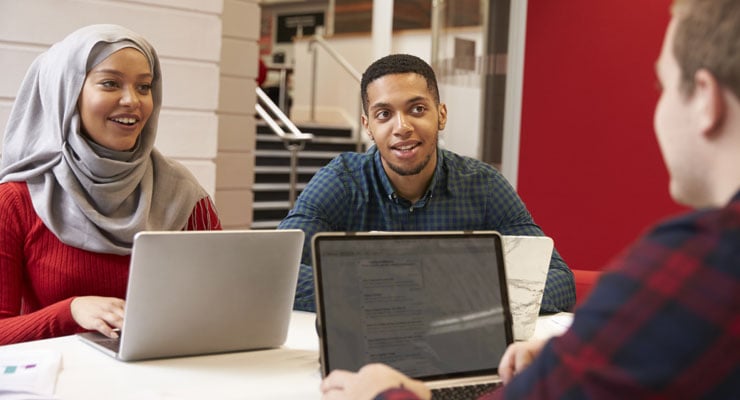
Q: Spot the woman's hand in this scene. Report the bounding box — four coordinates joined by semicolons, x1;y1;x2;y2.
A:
321;363;431;400
70;296;125;338
498;339;547;384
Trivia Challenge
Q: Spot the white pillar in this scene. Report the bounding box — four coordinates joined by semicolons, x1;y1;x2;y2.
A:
372;0;394;60
501;0;528;189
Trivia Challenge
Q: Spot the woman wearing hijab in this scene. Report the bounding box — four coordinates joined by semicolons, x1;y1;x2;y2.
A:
0;24;222;345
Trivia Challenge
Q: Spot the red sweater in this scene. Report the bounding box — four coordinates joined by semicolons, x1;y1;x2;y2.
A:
0;181;221;345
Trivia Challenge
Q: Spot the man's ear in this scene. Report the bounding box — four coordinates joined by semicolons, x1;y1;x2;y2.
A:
437;103;448;130
361;114;374;141
693;68;725;138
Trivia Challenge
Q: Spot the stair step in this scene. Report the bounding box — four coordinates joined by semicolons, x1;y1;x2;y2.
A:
255;149;342;159
252;207;291;221
254;166;321;174
255;175;315;185
252;200;292;210
256;134;359;153
257;140;357;153
256;150;338;167
256;134;357;145
254;191;303;202
253;183;307;191
256;158;331;167
257;121;354;139
250;220;282;229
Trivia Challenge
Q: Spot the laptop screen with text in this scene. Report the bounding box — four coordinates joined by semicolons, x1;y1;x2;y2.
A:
313;232;513;382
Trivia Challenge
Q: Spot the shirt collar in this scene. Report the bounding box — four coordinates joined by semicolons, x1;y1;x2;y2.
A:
731;189;740;203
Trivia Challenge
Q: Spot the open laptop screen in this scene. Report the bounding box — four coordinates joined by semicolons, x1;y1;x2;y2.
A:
313;232;513;381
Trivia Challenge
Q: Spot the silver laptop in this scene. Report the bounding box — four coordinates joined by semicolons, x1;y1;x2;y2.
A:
78;229;304;362
312;231;513;397
502;235;553;340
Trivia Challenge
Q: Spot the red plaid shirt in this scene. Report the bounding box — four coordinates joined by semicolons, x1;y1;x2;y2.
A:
378;191;740;399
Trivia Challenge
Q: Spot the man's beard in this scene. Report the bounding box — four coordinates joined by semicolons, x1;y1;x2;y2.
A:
385;151;433;176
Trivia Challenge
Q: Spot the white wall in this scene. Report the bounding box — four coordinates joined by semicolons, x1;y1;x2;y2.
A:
0;0;261;228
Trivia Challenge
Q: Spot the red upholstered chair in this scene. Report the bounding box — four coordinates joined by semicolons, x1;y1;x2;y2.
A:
572;269;603;307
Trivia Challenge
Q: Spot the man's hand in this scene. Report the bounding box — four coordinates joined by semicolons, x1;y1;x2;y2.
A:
498;339;547;384
70;296;125;338
321;363;431;400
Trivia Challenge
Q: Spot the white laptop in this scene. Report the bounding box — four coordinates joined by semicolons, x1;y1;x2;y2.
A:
501;235;554;340
312;231;513;397
78;229;304;362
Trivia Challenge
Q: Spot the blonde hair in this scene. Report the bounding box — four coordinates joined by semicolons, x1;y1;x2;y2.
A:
671;0;740;99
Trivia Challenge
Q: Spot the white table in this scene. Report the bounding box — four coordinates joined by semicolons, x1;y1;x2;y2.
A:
1;311;572;399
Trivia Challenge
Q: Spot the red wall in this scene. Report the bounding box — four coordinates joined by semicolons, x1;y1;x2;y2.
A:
517;0;686;271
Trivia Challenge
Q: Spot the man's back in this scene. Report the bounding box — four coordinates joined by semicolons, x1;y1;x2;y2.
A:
488;194;740;399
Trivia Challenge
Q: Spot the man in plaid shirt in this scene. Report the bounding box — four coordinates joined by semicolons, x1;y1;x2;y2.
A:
319;0;740;398
279;54;575;314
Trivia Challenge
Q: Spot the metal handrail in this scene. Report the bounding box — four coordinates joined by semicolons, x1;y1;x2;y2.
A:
256;87;314;141
255;87;313;207
308;34;362;82
307;33;365;153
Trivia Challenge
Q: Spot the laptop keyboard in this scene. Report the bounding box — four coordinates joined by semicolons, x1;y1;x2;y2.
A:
431;382;501;400
93;336;121;353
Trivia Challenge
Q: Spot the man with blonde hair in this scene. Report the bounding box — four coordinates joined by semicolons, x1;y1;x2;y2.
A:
319;0;740;398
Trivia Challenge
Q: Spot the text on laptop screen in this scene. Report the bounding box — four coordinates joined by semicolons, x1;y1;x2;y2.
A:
315;234;512;380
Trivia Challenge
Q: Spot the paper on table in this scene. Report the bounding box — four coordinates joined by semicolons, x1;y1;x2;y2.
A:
548;314;574;330
0;349;62;399
531;312;574;340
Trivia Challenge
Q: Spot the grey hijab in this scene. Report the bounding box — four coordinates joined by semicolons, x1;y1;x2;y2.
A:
0;24;207;255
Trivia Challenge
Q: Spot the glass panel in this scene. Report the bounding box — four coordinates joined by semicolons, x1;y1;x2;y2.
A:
430;0;486;160
431;0;510;166
332;0;477;34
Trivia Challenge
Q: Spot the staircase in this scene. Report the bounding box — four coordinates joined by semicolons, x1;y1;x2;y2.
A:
251;121;360;229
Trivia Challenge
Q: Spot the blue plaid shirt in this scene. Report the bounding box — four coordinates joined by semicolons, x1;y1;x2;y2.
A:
278;147;575;313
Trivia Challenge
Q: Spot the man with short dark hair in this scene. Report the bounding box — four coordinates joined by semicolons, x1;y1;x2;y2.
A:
318;0;740;398
278;53;576;314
